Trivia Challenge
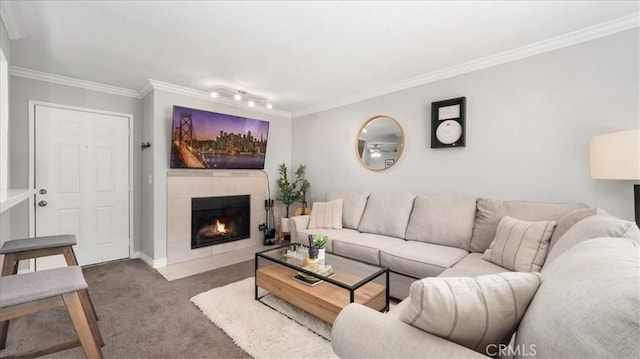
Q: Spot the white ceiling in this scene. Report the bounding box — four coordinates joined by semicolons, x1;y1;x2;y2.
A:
3;1;639;116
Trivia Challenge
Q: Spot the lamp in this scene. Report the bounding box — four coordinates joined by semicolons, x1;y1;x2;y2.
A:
209;85;273;110
590;129;640;227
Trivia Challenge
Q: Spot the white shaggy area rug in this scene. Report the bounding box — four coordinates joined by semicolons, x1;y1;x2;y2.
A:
191;277;338;359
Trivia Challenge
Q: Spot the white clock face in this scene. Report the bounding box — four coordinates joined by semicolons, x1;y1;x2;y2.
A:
436;120;462;145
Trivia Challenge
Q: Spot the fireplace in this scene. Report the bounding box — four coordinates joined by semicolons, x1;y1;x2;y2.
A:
191;195;250;249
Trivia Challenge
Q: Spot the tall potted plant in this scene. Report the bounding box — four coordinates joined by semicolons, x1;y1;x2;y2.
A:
276;163;310;218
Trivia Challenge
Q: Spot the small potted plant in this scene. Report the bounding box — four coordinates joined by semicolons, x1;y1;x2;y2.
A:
312;234;329;262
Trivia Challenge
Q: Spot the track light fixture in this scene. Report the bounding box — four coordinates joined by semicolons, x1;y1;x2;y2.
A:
209;85;274;110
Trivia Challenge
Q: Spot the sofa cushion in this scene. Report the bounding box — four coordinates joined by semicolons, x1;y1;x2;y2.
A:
308;198;343;229
470;198;585;253
328;192;370;229
401;272;541;354
439;253;510;278
405;195;476;251
544;215;639;266
332;233;405;265
481;216;556;272
358;192;416;239
516;237;640;358
380;242;468;278
548;207;598;252
292;228;360;253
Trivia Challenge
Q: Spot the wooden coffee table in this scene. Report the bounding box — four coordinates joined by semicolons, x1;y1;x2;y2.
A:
255;244;389;324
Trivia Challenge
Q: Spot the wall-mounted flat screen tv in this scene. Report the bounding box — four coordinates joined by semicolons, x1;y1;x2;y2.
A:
170;105;269;169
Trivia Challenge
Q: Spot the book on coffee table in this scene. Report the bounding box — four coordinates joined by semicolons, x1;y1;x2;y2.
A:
293;270;336;287
292;274;324;287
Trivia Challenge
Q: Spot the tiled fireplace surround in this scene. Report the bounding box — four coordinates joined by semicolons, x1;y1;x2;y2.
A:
164;171;268;278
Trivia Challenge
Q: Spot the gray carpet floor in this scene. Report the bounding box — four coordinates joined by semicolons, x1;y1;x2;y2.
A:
0;258;255;358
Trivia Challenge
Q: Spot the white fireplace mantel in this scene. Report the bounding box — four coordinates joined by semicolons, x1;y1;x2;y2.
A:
166;170;268;265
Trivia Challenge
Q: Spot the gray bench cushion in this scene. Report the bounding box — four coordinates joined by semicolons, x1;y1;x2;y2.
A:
0;234;77;254
439;253;510;277
332;233;405;265
0;266;87;308
380;242;468;278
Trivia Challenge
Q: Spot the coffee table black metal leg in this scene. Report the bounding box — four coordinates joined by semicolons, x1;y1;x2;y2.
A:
385;270;390;312
254;254;258;300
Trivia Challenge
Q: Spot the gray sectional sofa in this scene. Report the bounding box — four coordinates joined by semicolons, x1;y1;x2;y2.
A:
287;191;640;358
288;191;636;298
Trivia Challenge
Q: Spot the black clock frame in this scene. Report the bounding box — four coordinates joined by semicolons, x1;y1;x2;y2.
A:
431;97;466;148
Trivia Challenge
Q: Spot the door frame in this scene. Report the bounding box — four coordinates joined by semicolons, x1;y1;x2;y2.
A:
28;100;134;259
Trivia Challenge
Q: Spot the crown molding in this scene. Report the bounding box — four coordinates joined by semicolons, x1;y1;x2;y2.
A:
0;1;24;40
292;13;640;118
10;66;141;98
145;79;292;119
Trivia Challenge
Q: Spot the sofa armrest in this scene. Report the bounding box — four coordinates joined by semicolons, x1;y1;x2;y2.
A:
287;215;310;245
332;303;487;358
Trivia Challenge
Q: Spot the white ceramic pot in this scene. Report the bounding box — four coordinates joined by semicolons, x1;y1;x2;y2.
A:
281;218;289;233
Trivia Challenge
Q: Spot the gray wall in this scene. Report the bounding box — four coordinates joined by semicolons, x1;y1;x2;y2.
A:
142;89;292;261
292;29;640;221
8;76;144;251
141;92;154;258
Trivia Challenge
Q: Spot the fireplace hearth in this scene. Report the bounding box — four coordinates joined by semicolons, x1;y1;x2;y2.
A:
191;195;250;249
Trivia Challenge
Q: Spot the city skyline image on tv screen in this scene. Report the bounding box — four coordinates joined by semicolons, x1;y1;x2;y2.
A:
170;106;269;169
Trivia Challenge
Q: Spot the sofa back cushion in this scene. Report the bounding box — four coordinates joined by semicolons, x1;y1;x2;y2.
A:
405;195;476;251
547;207;598;252
470;198;585;253
358;192;416;239
328;192;370;229
515;237;640;358
544;215;639;266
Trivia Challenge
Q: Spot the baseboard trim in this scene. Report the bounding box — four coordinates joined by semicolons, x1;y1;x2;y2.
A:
131;251;167;268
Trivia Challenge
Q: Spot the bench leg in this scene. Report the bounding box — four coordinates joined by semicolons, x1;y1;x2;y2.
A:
63;292;103;359
1;253;18;276
0;320;8;350
0;253;18;349
79;290;104;347
61;246;99;322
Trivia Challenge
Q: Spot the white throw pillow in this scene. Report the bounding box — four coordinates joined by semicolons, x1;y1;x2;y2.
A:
400;272;541;354
482;216;556;272
308;199;343;229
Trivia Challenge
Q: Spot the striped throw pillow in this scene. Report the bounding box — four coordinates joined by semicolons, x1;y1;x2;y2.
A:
482;216;556;272
308;199;343;229
400;272;541;354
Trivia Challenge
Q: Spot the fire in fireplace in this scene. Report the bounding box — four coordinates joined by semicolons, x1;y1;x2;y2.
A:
191;195;250;249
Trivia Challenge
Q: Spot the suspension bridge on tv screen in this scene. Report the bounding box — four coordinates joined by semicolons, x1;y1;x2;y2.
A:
173;112;207;168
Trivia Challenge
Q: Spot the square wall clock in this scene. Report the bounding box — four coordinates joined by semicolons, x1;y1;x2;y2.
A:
431;97;466;148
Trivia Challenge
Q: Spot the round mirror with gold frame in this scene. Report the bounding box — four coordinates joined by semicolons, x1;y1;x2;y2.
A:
356;115;405;171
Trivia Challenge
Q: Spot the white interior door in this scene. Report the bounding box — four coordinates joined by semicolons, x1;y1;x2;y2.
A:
35;104;130;268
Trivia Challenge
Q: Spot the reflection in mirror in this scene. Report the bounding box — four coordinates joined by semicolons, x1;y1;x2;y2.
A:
356;115;404;171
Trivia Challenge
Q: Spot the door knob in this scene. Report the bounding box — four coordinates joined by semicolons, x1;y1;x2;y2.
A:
38;200;48;207
39;189;47;195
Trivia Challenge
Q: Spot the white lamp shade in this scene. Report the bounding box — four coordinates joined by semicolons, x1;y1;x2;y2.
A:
590;129;640;180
